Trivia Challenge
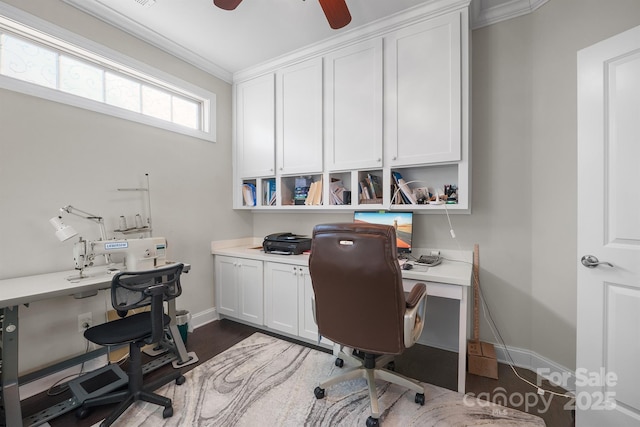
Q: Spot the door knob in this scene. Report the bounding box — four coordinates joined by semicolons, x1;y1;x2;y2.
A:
581;255;613;268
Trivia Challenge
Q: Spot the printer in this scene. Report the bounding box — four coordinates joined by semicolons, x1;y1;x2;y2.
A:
263;232;312;255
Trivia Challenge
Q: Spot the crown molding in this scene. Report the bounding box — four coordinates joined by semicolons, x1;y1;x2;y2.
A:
233;0;471;83
470;0;549;29
61;0;233;83
56;0;548;82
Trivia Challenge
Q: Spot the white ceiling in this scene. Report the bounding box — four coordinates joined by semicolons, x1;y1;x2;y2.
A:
61;0;548;82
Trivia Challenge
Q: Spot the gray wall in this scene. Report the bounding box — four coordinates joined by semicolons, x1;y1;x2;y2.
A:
0;0;251;373
254;0;640;370
2;0;640;375
526;0;640;371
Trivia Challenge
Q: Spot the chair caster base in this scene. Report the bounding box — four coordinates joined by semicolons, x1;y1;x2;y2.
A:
366;416;380;427
314;386;325;399
335;358;344;368
176;375;186;385
415;393;425;405
76;406;91;420
162;406;173;418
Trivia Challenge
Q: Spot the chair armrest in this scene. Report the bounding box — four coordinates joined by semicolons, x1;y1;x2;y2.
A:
311;296;316;324
403;283;427;348
406;282;426;308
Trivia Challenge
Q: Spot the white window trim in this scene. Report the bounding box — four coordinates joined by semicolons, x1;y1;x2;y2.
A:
0;2;216;143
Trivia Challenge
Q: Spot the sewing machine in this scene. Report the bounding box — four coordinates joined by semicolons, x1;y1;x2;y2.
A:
73;237;168;276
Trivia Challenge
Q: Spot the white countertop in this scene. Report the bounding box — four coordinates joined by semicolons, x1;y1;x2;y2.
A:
0;262;190;308
211;239;472;287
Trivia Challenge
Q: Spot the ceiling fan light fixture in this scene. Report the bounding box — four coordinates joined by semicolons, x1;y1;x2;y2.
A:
213;0;243;11
318;0;352;30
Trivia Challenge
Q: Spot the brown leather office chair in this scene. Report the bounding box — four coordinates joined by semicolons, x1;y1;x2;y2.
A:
309;223;427;427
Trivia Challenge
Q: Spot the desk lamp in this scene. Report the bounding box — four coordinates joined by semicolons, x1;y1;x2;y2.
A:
57;205;108;241
49;216;78;242
51;205;110;264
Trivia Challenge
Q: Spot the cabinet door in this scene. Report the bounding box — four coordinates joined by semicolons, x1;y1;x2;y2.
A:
264;262;299;335
297;266;317;341
236;74;275;178
215;256;239;317
237;258;264;325
325;38;383;171
385;12;462;166
277;58;323;175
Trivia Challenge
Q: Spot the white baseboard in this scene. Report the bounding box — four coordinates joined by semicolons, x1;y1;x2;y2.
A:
422;338;575;392
493;344;576;392
190;307;219;330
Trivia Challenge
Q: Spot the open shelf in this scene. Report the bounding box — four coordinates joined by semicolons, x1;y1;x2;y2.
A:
280;175;322;206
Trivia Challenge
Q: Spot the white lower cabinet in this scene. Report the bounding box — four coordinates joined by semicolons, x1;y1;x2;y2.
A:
214;256;263;325
215;256;328;345
264;262;302;336
298;267;333;346
264;262;331;345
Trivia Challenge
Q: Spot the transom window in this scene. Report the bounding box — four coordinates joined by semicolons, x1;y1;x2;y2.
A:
0;6;216;142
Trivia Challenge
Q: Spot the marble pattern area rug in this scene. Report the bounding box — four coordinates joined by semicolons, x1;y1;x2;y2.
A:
96;332;545;426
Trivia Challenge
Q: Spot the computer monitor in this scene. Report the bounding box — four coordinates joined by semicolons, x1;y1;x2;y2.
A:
353;210;414;254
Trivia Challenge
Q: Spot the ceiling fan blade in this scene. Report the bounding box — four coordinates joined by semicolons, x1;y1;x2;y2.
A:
318;0;352;30
213;0;243;11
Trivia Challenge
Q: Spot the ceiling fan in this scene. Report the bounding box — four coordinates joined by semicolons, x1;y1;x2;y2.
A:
213;0;352;30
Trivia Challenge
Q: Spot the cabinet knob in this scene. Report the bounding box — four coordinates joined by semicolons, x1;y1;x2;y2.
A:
392;156;397;161
377;158;381;162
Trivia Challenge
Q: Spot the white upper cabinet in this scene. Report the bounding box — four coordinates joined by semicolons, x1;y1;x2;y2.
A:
385;12;462;166
324;38;383;171
232;3;470;212
236;74;275;178
276;58;323;175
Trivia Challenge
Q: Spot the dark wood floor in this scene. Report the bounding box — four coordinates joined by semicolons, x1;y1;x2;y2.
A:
22;319;574;427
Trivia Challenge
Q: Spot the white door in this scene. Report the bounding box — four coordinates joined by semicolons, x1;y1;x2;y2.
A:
577;24;640;426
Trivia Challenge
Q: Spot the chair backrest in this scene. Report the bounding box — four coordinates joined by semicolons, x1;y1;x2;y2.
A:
309;223;406;355
111;263;184;344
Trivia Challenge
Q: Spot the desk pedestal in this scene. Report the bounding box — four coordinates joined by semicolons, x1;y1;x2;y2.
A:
404;279;469;393
1;306;21;426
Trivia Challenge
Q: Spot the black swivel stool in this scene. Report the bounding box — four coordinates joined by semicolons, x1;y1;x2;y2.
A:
77;263;187;426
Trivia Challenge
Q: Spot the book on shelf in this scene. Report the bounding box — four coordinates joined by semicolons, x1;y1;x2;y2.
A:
366;173;383;199
391;171;417;204
359;181;371;200
305;181;314;205
294;177;312;205
329;179;346;205
391;183;403;204
263;179;276;206
305;180;323;205
242;183;256;206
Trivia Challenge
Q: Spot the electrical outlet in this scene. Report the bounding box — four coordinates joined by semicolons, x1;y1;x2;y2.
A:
78;312;93;333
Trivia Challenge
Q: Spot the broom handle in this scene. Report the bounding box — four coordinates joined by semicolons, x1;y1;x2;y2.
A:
473;244;480;342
